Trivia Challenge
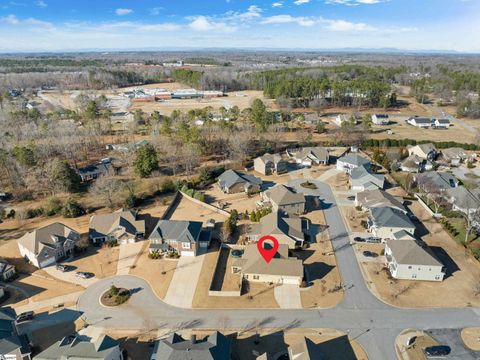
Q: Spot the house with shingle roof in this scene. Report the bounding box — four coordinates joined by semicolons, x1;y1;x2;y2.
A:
288;147;329;167
441;148;469;166
407;143;438;160
34;334;122;360
336;154;371;174
385;240;445;281
415;172;459;193
355;189;407;214
407;117;432;128
149;220;212;256
350;165;385;191
367;207;416;240
89;209;145;245
232;243;303;285
400;154;424;173
433;118;451;129
0;307;31;360
261;185;306;215
17;223;81;269
372;114;390;125
445;186;480;214
247;211;310;249
0;258;16;281
152;331;231;360
217;170;263;194
254;153;288;175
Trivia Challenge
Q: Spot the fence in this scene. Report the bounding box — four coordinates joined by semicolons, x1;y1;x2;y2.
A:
207;247;242;297
179;190;230;217
414;193;443;218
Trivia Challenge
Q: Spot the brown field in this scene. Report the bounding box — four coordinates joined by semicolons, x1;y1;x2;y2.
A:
461;328;480;351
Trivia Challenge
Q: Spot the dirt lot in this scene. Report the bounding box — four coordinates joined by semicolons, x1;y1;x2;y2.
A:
326;172;349;191
168;195;228;223
340;207;368;233
299;209;344;309
129;243;177;300
461;328;480;351
204;185;261;214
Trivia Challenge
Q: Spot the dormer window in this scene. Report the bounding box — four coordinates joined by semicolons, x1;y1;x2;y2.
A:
51;235;60;243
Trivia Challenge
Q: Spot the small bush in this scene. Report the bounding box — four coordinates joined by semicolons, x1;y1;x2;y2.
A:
44;197;63;216
109;285;120;297
62;199;85;218
193;191;205;202
300;181;317;190
125;194;138;208
25;207;44;219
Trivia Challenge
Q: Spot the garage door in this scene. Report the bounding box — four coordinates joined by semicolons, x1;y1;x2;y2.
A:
199;242;208;248
39;257;56;268
282;277;300;285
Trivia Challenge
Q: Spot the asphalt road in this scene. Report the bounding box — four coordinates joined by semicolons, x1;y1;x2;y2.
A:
74;179;480;360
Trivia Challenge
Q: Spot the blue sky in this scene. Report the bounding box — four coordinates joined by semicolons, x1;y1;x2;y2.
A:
0;0;479;52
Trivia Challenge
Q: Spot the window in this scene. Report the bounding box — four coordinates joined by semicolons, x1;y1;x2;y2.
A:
253;275;259;280
412;274;417;279
408;266;412;269
182;242;191;249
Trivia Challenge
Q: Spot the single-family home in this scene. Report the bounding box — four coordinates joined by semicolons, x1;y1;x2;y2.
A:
415;172;459;193
0;258;16;282
218;170;263;194
350;165;385;191
89;209;145;245
254;153;288;175
407;117;432;128
261;185;306;215
441;148;469;166
368;207;416;240
0;307;32;360
288;337;326;360
77;159;114;182
400;154;424;173
445;186;480;214
336;153;371;174
433;118;451;129
334;114;356;127
151;331;231;360
34;335;123;360
149;220;212;256
288;147;330;167
372;114;390;125
18;223;81;269
247;211;310;249
407;143;438;161
232;243;303;285
385;240;445;281
355;189;407;214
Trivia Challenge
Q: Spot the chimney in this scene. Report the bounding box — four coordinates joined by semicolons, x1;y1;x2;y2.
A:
190;335;197;344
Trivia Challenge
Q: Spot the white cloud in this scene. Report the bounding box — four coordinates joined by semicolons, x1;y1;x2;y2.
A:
150;7;162;16
262;15;315;26
326;0;388;5
294;0;310;5
1;14;53;29
272;2;283;7
2;14;20;24
115;8;133;16
322;19;376;31
35;0;47;8
188;16;236;32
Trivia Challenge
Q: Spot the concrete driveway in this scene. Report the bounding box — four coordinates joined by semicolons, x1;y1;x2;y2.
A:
163;253;205;308
43;266;98;287
274;284;302;309
117;241;145;275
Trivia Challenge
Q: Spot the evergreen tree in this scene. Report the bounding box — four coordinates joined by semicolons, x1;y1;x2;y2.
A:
133;145;159;177
51;160;82;193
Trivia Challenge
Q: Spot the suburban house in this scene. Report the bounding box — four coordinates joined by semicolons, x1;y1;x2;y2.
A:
336;153;371;174
400;154;424;173
415;172;459;194
385;240;445;281
288;147;330;167
232;243;303;285
350;165;385;191
334;114;356;127
407;143;438;161
253;153;288;175
288;337;326;360
218;169;263;194
0;258;16;281
433;118;451;129
407;117;432;128
34;335;123;360
77;158;115;182
261;185;306;215
149;220;212;256
367;207;416;239
151;331;231;360
445;186;480;214
372;114;390;125
89;209;145;245
247;211;310;249
18;223;81;269
355;189;407;214
441;148;469;166
0;307;32;360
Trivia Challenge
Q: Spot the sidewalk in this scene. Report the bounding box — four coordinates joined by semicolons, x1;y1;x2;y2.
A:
14;290;84;313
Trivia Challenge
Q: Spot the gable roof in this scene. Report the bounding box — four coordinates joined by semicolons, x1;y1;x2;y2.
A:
401;154;423;169
264;185;306;207
442;147;468;161
150;220;203;244
386;240;442;267
409;117;432;124
257;153;285;165
89;209;145;239
250;211;307;241
446;186;480;211
338;153;370;167
356;189;406;213
18;223;79;255
0;258;15;277
416;172;458;191
350;166;384;188
289;337;326;360
218;170;262;189
370;207;415;229
294;147;329;162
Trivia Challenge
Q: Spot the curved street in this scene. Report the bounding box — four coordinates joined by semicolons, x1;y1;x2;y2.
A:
76;179;480;360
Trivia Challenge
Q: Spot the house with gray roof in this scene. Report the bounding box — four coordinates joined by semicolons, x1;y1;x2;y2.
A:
336;154;371;174
372;114;389;125
400;154;424;173
232;243;303;285
89;209;145;245
441;148;469;166
367;207;416;240
433;118;451;129
77;158;115;182
261;185;306;215
407;143;438;160
34;334;122;360
247;211;310;249
385;240;445;281
288;147;329;167
415;172;459;193
217;170;262;194
407;117;432;128
355;189;407;214
0;258;16;281
17;223;81;269
149;220;212;256
254;153;288;175
151;331;231;360
445;186;480;214
350;165;385;191
0;307;31;360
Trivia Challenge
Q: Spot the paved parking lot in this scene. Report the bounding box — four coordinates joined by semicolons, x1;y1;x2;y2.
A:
425;329;479;360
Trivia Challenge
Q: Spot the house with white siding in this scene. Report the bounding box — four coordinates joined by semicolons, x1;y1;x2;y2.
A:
336;154;371;174
367;207;416;240
407;117;432;128
372;114;390;125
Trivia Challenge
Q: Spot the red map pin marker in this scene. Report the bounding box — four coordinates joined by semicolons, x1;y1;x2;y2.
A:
257;235;279;264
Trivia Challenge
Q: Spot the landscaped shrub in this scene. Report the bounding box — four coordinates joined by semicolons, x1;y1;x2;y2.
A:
193;191;206;202
361;220;368;229
44;197;63;216
300;181;317;190
109;285;120;297
25;207;45;219
148;251;162;259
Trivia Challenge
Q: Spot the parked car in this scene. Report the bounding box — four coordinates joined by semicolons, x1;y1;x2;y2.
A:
56;264;72;272
366;237;382;243
363;251;378;258
75;272;94;279
231;250;244;258
354;237;366;242
424;345;451;357
347;195;356;201
16;311;34;323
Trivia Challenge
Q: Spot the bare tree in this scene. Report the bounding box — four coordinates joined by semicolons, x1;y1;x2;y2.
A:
89;176;124;208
